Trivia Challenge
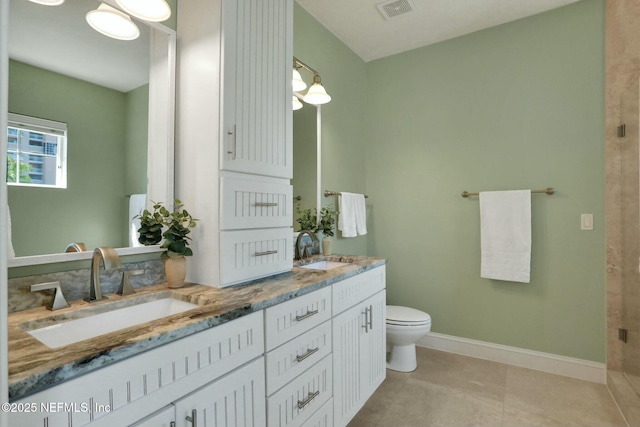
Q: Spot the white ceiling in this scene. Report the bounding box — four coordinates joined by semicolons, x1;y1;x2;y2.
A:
295;0;582;62
8;0;149;93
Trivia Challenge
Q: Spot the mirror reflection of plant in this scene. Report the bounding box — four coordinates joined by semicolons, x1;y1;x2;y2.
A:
135;199;198;258
135;202;166;246
295;203;318;232
316;205;337;237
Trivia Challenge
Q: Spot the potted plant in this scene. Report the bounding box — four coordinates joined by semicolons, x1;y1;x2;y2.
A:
137;199;197;288
316;206;337;255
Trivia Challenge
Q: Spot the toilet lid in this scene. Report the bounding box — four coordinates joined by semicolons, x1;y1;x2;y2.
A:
386;305;431;325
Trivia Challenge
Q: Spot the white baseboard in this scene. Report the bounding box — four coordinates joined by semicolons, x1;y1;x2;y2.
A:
417;332;606;384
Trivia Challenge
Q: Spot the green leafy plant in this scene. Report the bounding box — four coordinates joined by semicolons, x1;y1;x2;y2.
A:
295;204;318;232
6;156;33;183
135;202;167;246
316;206;337;237
160;199;198;259
135;199;198;258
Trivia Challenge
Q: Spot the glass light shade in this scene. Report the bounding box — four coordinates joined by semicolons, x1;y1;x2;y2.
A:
28;0;65;5
116;0;171;22
86;3;140;41
303;83;331;105
292;96;303;111
292;69;307;92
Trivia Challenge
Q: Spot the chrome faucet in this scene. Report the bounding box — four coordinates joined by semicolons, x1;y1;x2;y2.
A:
295;230;319;260
86;247;121;302
64;242;86;253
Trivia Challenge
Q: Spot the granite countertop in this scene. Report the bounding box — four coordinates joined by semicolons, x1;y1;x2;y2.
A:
8;255;386;400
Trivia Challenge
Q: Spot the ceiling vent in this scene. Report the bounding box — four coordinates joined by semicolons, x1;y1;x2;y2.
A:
376;0;416;20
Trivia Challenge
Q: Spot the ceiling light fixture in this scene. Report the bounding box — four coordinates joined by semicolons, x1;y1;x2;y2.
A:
28;0;65;5
86;3;140;41
116;0;172;22
292;96;303;111
293;57;331;106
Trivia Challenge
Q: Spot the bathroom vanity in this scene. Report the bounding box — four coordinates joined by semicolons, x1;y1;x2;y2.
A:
7;256;386;427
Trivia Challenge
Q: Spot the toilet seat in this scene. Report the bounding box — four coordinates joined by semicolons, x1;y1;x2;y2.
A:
386;305;431;326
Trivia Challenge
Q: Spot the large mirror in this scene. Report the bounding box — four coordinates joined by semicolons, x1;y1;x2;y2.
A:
6;0;175;266
292;96;321;229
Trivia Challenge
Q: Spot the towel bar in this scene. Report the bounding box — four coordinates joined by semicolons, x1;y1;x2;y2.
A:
324;190;369;198
461;188;554;198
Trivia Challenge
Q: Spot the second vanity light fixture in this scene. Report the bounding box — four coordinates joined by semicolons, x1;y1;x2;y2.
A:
85;0;171;41
293;57;331;110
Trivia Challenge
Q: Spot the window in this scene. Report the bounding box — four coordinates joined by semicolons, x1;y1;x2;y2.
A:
6;113;67;188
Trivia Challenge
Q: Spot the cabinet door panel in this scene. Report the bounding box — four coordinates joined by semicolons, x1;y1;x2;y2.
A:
332;289;386;427
221;0;292;179
174;357;266;427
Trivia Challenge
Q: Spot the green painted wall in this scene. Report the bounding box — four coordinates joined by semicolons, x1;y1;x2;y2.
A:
366;0;605;361
8;60;133;256
294;4;369;254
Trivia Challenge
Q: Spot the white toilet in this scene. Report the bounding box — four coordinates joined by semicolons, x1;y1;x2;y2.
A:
386;305;432;372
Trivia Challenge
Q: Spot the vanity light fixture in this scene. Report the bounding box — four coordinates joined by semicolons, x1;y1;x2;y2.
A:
116;0;172;22
293;56;331;106
292;68;307;92
28;0;65;5
292;95;303;111
303;75;331;105
86;3;140;41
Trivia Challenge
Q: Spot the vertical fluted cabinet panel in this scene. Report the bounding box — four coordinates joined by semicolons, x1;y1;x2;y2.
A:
221;0;293;179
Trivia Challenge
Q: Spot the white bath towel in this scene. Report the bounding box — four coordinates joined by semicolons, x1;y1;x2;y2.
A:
129;194;147;247
479;190;531;283
338;192;367;238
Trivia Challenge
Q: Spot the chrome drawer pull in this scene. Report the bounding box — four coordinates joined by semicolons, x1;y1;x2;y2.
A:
186;409;197;426
362;308;370;333
255;202;279;207
297;390;320;409
296;347;319;363
295;309;318;322
255;250;278;256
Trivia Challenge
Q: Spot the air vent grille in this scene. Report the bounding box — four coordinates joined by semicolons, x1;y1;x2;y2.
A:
377;0;416;20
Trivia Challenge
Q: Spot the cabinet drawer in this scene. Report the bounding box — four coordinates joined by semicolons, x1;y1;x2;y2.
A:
220;228;293;286
265;286;332;351
301;398;333;427
266;320;332;395
332;266;386;315
267;354;332;427
221;176;293;230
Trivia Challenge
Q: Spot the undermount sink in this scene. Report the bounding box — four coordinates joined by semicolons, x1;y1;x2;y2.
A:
22;297;198;349
299;260;351;271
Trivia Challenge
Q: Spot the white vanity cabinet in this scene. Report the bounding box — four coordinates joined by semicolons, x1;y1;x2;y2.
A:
9;312;265;427
332;268;387;427
218;0;294;287
129;406;174;427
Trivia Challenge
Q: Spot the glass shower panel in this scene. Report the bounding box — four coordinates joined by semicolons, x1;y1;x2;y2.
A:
621;79;640;394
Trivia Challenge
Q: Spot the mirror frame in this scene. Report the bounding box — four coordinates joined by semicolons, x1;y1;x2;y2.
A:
6;1;176;267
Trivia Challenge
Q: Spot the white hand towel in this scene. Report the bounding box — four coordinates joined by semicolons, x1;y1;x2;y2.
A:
339;192;367;238
129;194;147;247
479;190;531;283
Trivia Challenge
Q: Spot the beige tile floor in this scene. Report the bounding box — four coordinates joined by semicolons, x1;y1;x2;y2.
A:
347;347;627;427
